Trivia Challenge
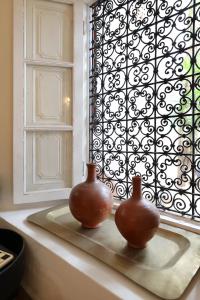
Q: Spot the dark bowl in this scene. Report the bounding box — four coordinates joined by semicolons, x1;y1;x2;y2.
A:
0;229;25;300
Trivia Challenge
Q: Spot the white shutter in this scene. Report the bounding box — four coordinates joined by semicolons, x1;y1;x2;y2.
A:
13;0;86;204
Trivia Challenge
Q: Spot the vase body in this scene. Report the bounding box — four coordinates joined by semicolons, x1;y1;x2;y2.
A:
115;176;160;248
69;163;113;228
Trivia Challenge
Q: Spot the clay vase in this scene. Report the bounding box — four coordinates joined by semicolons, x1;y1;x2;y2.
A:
115;176;160;248
69;163;113;229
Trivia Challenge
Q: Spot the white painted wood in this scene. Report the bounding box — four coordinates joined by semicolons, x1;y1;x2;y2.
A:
25;125;73;131
26;0;73;62
72;1;85;185
83;3;90;170
25;59;74;68
26;65;72;125
14;0;88;204
40;0;95;5
26;132;72;191
25;0;74;195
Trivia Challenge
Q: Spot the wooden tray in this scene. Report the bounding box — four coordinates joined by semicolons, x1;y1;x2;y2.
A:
27;205;200;300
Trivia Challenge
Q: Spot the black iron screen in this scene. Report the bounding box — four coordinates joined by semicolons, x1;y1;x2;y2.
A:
89;0;200;221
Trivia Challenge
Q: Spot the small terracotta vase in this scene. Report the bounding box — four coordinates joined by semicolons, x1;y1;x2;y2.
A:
69;163;113;229
115;176;160;248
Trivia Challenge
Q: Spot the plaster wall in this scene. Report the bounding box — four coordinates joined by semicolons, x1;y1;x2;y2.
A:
0;0;13;209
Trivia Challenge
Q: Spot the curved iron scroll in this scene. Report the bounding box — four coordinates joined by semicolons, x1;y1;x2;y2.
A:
89;0;200;221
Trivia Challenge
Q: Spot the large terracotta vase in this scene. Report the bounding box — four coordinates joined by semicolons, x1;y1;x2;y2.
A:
69;163;113;229
115;176;160;248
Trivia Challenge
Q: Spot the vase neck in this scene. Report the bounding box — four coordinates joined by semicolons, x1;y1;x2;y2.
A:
86;163;97;182
131;176;142;200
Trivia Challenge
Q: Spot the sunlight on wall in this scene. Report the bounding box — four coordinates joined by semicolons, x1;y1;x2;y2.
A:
0;0;13;209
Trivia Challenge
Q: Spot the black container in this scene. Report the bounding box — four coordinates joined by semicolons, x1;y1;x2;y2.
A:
0;229;25;300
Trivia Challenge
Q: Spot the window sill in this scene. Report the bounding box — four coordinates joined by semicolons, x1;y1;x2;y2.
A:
159;212;200;234
0;207;200;300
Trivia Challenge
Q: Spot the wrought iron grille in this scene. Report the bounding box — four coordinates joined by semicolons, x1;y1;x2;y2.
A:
89;0;200;221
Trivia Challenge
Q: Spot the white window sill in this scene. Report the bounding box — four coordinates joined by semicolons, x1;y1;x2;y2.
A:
0;207;200;300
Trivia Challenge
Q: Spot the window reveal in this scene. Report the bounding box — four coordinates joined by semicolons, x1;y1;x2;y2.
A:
89;0;200;221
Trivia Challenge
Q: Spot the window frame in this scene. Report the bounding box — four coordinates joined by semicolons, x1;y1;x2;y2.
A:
89;0;200;233
13;0;90;204
13;0;200;234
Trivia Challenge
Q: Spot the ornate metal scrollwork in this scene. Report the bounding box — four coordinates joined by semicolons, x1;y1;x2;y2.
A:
89;0;200;221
